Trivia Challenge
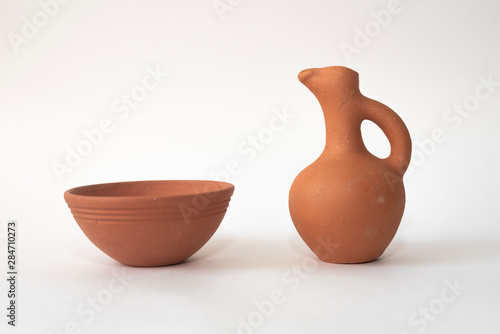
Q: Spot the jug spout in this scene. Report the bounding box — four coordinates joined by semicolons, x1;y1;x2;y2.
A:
298;66;361;107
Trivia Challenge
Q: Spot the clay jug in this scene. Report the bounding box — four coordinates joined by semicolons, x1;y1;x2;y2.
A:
289;66;412;263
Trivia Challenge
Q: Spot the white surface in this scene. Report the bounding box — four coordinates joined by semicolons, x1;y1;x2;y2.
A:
1;0;499;333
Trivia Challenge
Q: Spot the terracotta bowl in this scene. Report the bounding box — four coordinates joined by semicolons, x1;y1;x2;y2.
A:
64;180;234;267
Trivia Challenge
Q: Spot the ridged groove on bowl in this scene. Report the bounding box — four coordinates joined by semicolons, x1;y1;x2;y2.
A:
68;197;232;222
67;196;232;214
69;205;230;222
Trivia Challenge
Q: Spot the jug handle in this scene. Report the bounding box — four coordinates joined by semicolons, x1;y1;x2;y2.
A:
361;98;412;176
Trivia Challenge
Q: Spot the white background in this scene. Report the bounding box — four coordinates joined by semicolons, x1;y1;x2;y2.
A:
1;0;499;333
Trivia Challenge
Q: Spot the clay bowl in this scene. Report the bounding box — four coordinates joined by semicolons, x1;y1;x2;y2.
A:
64;180;234;267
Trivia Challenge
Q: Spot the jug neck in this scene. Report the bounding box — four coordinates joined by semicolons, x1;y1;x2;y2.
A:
322;100;365;155
299;67;365;154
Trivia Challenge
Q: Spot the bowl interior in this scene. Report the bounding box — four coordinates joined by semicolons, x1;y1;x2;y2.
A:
67;180;234;199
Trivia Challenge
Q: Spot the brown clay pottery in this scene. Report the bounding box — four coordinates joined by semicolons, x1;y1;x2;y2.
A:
64;180;234;267
289;66;412;263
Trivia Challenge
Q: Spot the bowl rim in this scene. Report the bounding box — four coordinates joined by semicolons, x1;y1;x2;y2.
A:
64;180;234;208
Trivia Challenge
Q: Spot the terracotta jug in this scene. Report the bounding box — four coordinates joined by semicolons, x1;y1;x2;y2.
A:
289;66;412;263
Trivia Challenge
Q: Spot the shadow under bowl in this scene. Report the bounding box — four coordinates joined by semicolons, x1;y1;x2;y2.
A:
64;180;235;267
